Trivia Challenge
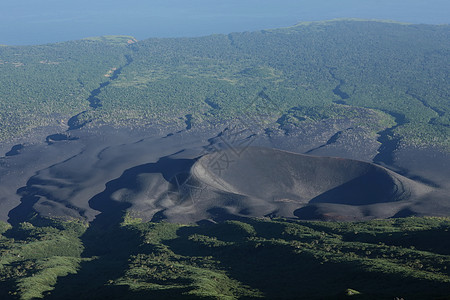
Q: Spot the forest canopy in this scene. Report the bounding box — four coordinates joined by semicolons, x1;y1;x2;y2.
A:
0;20;449;148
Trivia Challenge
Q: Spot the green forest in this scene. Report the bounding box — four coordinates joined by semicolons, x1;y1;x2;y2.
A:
0;215;449;299
0;20;449;148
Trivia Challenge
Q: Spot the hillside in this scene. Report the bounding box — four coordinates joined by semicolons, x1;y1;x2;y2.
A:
1;216;450;299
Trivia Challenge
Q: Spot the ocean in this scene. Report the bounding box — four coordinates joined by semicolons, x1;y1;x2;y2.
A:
1;0;449;45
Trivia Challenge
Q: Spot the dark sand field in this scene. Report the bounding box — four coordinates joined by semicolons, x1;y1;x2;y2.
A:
1;122;449;224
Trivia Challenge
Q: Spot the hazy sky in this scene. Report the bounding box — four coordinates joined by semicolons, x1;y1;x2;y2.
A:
1;0;449;45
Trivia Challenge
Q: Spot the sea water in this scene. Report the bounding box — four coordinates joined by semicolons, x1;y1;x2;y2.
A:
1;0;449;45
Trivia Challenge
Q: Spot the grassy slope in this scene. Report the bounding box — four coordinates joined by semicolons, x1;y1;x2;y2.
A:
0;21;449;148
97;20;449;147
1;216;449;299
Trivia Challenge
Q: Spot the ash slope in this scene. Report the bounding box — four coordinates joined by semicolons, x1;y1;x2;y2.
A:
162;147;437;223
5;129;447;225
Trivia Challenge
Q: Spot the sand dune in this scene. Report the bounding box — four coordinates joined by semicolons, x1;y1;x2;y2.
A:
3;126;449;225
161;147;434;222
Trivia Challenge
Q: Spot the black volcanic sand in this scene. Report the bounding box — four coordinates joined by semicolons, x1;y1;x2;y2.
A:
390;146;450;189
176;148;434;222
5;125;214;224
1;124;449;224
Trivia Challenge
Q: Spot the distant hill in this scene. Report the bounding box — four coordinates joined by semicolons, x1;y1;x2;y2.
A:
83;35;138;45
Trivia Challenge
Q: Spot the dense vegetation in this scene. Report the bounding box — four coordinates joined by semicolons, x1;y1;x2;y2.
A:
0;20;449;148
1;215;449;299
0;36;132;141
